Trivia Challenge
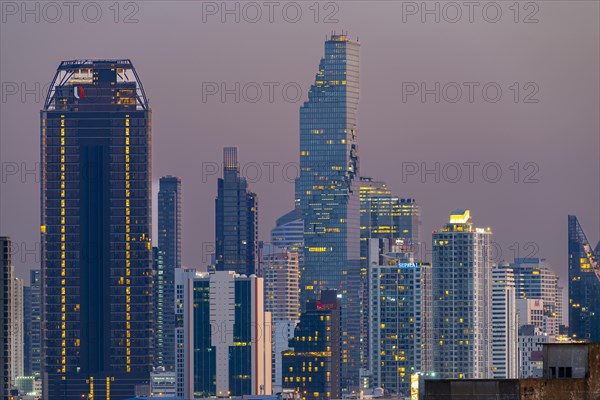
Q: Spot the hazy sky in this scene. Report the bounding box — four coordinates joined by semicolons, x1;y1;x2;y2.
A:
1;1;599;305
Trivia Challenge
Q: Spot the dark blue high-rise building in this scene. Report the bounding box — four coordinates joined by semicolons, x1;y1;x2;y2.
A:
156;176;181;370
41;60;153;399
568;215;600;342
295;34;361;389
215;147;258;275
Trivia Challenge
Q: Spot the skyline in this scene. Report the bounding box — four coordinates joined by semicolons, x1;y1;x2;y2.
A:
1;3;599;299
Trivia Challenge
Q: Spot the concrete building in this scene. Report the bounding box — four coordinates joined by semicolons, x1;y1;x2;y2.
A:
431;210;493;379
176;269;272;399
518;325;549;378
12;275;24;381
492;267;519;379
423;343;600;400
1;236;12;399
259;243;300;392
508;258;563;328
260;244;300;321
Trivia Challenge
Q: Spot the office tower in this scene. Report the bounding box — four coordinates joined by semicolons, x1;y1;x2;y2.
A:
1;236;12;399
176;269;272;399
215;147;258;275
568;215;600;341
29;270;42;377
359;177;420;258
296;34;361;389
368;242;430;395
517;298;545;331
260;243;300;392
431;210;493;379
271;208;304;251
283;290;342;400
508;258;563;329
41;60;153;399
156;176;182;370
491;267;518;379
359;177;420;374
11;276;24;381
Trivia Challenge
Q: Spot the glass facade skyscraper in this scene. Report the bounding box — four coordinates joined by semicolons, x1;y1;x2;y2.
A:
29;269;42;377
41;60;153;399
296;34;361;389
215;147;258;275
568;215;600;342
156;175;181;370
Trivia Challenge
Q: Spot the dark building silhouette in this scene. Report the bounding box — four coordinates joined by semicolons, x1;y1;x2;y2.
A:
215;147;258;275
41;60;153;399
568;215;600;342
155;176;181;370
283;290;341;400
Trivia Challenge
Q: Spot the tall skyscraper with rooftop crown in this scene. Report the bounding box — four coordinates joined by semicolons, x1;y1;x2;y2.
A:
41;59;153;399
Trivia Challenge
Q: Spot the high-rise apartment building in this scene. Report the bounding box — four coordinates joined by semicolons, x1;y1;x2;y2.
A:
1;236;12;399
508;258;563;327
431;210;493;379
11;276;24;381
176;270;272;399
369;243;430;395
215;147;258;275
568;215;600;342
283;290;342;400
260;243;300;392
491;267;518;379
296;34;361;388
260;243;300;321
41;59;153;399
156;176;182;370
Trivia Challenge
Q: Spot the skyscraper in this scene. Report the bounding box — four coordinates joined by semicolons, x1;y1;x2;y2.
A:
176;269;272;399
508;258;563;330
0;236;12;399
156;175;182;370
431;210;493;379
491;267;518;379
215;147;258;275
283;290;342;400
358;177;420;373
41;60;153;399
568;215;600;342
368;246;430;395
11;276;24;381
260;243;300;392
296;34;361;388
29;270;42;377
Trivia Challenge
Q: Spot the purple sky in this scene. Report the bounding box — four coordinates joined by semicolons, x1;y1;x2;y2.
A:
1;2;599;316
